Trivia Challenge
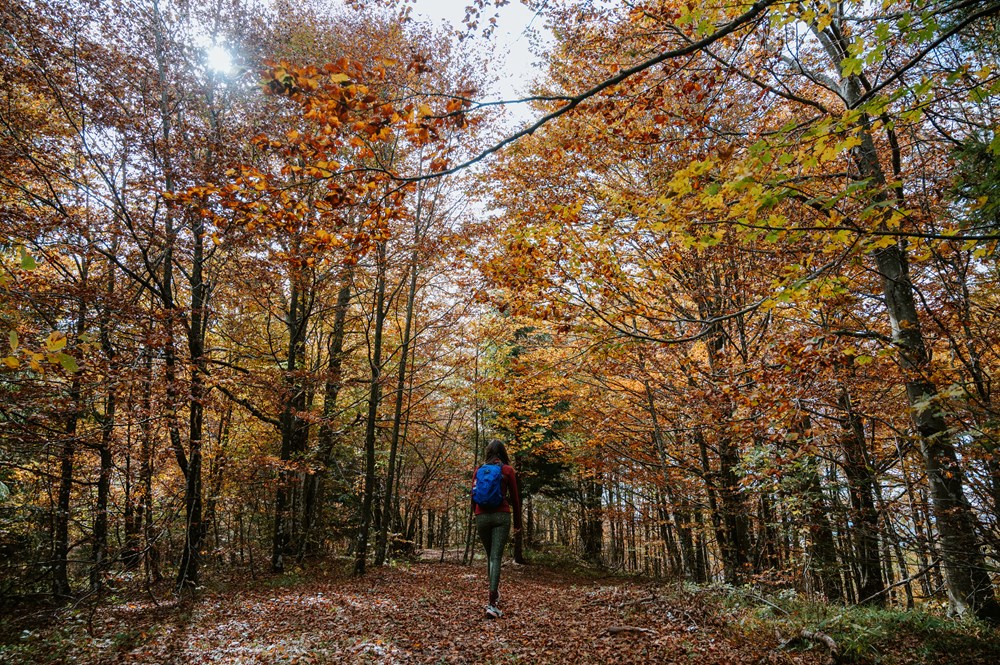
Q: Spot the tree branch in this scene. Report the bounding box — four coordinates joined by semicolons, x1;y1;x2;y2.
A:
398;0;778;182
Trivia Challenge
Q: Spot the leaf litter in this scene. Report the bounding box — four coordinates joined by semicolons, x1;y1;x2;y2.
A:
4;561;826;664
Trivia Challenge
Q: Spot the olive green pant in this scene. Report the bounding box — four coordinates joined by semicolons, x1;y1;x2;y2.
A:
476;512;511;597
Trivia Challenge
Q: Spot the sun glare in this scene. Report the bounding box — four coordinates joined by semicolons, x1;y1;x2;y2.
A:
206;45;233;74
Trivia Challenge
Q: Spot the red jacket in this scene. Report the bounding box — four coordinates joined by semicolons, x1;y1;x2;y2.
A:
471;463;522;530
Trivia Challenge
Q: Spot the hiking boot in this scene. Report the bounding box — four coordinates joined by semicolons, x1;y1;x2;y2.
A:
485;604;502;619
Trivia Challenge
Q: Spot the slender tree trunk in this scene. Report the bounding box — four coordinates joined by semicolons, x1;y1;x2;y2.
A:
138;342;161;583
695;430;725;580
677;498;700;581
874;479;914;608
837;387;885;605
355;242;388;575
152;0;187;484
301;272;353;555
463;388;481;565
717;434;752;583
803;459;843;602
580;476;603;564
792;413;842;602
53;378;80;598
53;296;86;597
757;492;778;570
91;403;114;592
177;207;208;589
376;249;420;565
525;493;534;546
898;439;933;598
690;269;752;584
656;497;681;576
513;493;527;564
92;255;120;591
643;376;695;579
273;278;307;572
203;404;231;560
694;510;709;581
123;441;140;570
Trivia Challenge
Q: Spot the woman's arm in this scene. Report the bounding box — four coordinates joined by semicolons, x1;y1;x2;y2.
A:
506;467;523;530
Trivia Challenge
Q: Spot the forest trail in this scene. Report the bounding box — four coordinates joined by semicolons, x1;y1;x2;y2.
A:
6;559;826;665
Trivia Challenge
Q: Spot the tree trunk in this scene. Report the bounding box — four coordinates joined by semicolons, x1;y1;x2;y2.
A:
580;476;603;564
803;459;843;603
152;0;187;486
177;206;208;589
203;405;231;561
792;413;842;602
643;376;695;579
92;258;119;591
897;439;933;599
837;387;885;605
52;295;86;597
301;272;353;556
52;377;80;597
716;433;752;583
376;248;420;566
273;276;309;572
513;517;527;563
355;242;388;575
139;343;161;583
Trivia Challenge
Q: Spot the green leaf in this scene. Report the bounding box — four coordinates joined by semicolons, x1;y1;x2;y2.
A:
844;179;874;196
57;353;79;373
749;140;769;157
969;87;993;104
847;37;866;58
989;133;1000;157
19;247;37;270
841;57;863;78
8;331;17;352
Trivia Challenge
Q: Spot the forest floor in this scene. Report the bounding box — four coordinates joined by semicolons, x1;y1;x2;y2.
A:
3;551;999;664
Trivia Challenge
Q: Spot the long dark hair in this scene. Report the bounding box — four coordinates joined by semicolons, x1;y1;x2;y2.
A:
483;438;510;466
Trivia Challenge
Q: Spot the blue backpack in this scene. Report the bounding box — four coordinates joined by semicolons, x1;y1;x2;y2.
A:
472;464;504;508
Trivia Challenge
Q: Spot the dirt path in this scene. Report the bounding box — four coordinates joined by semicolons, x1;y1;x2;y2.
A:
6;560;824;664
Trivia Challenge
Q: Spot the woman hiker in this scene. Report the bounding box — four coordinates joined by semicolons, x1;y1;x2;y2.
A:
470;439;522;619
